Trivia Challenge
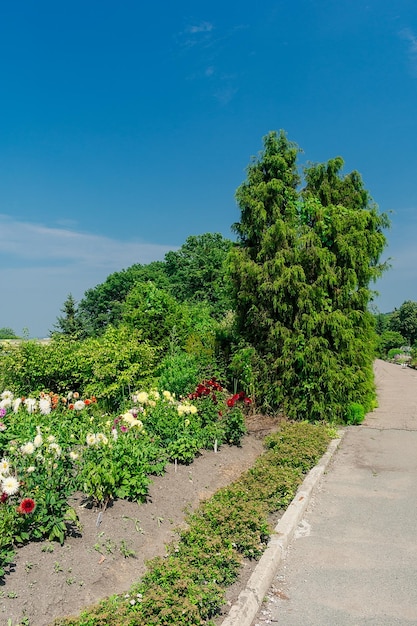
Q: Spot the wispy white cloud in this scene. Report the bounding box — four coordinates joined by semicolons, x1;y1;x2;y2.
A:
176;19;243;105
0;215;177;337
187;22;213;34
0;214;173;268
399;27;417;74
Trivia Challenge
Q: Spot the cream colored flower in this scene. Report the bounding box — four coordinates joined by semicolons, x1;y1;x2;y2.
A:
122;411;135;424
0;458;10;475
24;398;37;413
12;398;22;413
69;451;79;461
47;435;56;443
34;434;43;448
2;475;19;495
86;433;97;446
133;391;148;404
131;419;144;430
48;443;62;457
21;442;35;455
96;433;108;445
74;400;86;411
39;397;52;415
27;466;36;473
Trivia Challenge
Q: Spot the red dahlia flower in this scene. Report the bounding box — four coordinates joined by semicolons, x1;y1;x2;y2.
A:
17;498;36;515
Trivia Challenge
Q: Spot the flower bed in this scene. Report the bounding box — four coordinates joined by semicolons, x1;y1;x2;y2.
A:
0;382;248;580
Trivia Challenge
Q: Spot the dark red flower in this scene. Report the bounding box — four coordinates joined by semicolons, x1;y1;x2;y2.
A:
227;398;235;408
0;492;8;503
244;397;252;405
17;498;36;515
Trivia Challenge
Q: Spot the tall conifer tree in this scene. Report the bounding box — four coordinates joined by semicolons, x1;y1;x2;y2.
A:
229;131;389;421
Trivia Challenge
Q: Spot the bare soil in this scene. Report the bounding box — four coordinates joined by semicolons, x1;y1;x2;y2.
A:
0;415;280;626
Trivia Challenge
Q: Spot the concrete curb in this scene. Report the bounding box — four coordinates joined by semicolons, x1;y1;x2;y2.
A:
220;431;344;626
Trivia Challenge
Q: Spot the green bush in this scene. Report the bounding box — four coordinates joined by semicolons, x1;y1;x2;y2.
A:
387;348;405;360
345;402;365;425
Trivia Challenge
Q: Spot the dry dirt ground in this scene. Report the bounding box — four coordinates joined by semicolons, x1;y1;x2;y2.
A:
0;415;280;626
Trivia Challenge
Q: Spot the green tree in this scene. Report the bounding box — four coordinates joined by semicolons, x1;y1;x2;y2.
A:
389;300;417;345
76;261;168;337
229;130;389;421
377;330;406;357
0;327;17;339
52;293;82;339
374;311;391;335
164;233;233;318
121;282;190;350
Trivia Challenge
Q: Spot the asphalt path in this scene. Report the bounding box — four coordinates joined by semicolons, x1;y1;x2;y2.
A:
252;359;417;626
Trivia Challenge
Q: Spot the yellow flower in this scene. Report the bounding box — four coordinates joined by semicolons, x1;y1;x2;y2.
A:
135;391;149;404
86;433;96;446
122;412;135;424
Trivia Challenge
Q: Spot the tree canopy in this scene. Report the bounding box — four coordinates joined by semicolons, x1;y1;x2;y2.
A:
229;130;389;420
57;234;233;340
164;233;233;318
0;327;17;340
389;300;417;346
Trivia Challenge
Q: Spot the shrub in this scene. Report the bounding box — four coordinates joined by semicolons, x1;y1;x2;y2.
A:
345;402;365;425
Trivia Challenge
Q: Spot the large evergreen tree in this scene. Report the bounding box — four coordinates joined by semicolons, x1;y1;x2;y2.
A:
229;130;389;421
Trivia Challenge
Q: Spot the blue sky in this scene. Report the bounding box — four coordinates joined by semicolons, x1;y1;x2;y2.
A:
1;0;416;337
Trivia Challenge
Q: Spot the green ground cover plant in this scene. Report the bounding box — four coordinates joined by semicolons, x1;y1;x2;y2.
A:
53;421;332;626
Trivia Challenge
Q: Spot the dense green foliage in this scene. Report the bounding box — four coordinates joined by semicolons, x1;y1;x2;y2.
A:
389;300;417;345
52;293;83;339
53;421;332;626
76;261;168;338
229;130;389;421
0;327;18;339
164;232;234;318
60;234;233;341
0;331;157;410
376;330;406;358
